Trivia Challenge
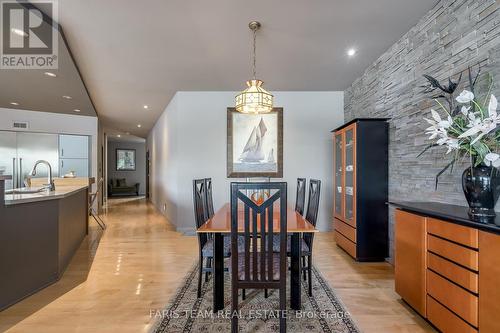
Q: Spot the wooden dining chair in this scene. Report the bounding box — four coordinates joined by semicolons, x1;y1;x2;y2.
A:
230;182;287;333
193;178;231;298
205;178;215;218
89;178;106;230
302;179;321;296
271;179;321;295
295;178;306;215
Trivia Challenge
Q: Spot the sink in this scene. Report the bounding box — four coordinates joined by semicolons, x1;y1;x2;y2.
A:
5;187;46;194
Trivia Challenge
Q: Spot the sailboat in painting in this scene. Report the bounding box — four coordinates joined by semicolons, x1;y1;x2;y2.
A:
267;148;275;163
239;117;268;162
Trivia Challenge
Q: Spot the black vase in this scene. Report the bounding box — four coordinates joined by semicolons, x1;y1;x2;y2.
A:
462;165;500;222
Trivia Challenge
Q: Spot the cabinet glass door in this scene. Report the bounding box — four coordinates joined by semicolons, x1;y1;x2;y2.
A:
344;125;356;225
334;132;344;219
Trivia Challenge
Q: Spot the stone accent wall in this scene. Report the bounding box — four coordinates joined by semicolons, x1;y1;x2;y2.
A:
344;0;500;262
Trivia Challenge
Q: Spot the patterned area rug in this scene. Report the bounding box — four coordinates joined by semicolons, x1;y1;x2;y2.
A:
151;262;359;332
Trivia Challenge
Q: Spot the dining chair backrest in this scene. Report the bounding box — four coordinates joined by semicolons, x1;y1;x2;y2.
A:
193;178;208;228
230;182;287;285
193;178;211;252
304;179;321;248
295;178;306;215
89;178;104;208
205;178;215;219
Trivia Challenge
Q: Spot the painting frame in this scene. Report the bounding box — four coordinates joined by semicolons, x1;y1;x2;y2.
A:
116;148;136;171
227;107;283;178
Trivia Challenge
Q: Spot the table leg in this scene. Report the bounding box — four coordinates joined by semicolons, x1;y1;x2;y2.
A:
213;232;224;311
290;232;301;310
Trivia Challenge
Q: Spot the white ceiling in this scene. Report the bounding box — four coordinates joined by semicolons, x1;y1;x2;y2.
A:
0;4;97;118
106;127;146;143
49;0;438;137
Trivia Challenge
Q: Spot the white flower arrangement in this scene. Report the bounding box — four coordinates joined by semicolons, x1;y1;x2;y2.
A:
420;71;500;186
424;90;499;157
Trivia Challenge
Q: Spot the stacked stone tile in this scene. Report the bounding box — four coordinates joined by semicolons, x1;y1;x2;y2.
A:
344;0;500;261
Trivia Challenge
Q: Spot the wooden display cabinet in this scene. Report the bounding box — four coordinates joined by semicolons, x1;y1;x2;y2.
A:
332;118;389;261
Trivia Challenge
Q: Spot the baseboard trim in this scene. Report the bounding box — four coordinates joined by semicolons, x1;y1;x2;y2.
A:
176;226;196;236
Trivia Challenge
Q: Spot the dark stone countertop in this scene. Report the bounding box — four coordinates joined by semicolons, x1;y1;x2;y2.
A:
389;201;500;235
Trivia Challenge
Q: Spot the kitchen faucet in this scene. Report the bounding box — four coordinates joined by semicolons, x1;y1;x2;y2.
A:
30;160;56;191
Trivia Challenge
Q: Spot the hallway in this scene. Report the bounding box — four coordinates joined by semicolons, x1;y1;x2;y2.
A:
0;198;432;333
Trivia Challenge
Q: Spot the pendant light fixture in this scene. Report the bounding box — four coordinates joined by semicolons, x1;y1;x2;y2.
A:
235;21;274;114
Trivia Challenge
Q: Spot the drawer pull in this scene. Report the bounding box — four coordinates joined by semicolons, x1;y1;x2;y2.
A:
427;218;478;248
334;231;356;258
427;252;478;293
427;296;477;333
427;270;478;327
334;218;356;243
427;235;478;271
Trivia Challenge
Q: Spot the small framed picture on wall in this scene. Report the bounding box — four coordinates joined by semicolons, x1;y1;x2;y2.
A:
116;149;136;171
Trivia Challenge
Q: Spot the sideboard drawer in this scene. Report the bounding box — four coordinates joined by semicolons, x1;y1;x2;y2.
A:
334;218;356;243
427;296;477;333
334;231;356;258
427;270;478;327
427;235;478;271
427;252;478;293
427;218;478;249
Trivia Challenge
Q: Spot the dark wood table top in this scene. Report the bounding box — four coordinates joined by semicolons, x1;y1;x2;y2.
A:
197;203;318;234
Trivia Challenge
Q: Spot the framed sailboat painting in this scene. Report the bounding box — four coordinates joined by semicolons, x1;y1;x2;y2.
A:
227;107;283;178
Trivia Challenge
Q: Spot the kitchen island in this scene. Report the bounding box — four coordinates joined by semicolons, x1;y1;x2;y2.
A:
0;176;88;310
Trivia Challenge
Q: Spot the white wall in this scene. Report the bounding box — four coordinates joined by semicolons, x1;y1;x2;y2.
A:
148;94;180;226
0;108;99;182
147;92;344;234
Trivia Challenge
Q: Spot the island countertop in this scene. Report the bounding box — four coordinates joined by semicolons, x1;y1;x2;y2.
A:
4;185;88;206
389;201;500;235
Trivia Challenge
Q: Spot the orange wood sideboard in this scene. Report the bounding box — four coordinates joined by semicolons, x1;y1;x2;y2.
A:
394;208;500;333
394;209;427;317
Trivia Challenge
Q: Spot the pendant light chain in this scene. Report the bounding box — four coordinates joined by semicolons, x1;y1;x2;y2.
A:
235;21;274;114
252;27;257;80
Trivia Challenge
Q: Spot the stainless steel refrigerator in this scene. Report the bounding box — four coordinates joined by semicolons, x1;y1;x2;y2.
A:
0;131;59;190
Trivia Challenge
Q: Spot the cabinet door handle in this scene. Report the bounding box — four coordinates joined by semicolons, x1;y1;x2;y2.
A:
61;148;64;157
61;160;64;168
12;158;16;188
19;158;22;188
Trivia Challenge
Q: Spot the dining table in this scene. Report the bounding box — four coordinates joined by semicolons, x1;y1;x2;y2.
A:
197;202;318;312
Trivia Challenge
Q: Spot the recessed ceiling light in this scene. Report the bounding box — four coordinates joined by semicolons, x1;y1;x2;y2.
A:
73;109;81;112
62;95;72;99
44;72;57;77
143;105;149;109
117;134;121;138
11;28;28;37
126;132;130;135
347;48;356;57
137;124;142;128
10;102;19;106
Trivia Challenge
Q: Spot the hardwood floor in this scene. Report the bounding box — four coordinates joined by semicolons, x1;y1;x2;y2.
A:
0;198;435;332
314;235;435;332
